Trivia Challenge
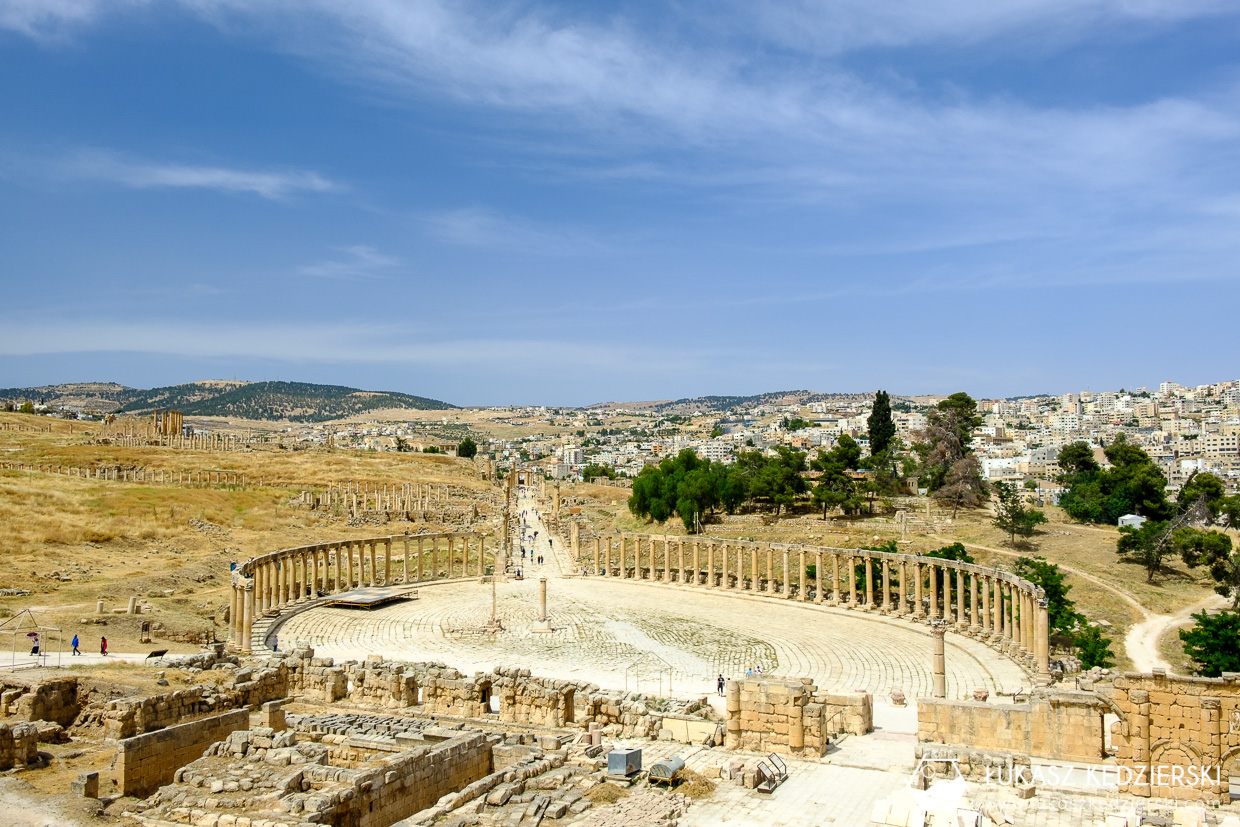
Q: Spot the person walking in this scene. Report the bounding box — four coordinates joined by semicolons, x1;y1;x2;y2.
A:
717;674;725;696
100;636;108;656
71;634;80;655
29;633;39;657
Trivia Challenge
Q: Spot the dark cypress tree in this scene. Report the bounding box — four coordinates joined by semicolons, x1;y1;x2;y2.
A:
867;390;896;456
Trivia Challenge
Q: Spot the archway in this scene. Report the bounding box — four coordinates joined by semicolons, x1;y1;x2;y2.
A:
563;688;575;724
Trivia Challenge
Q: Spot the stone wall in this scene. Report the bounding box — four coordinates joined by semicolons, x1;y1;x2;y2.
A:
724;678;869;756
101;663;286;741
916;691;1107;764
113;708;250;797
0;677;80;727
315;732;493;827
1106;671;1240;803
0;723;40;770
279;653;698;739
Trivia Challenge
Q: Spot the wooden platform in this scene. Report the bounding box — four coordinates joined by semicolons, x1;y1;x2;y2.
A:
326;586;419;610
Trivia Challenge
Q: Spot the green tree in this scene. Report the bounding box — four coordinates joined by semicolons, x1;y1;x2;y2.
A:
457;437;478;458
1116;520;1172;582
1012;557;1079;633
1175;528;1240;608
1058;435;1170;524
1177;472;1227;524
581;463;616;481
424;445;441;454
393;436;410;452
18;401;33;414
1179;610;1240;677
867;390;896;457
992;481;1048;545
1074;626;1116;669
710;426;724;438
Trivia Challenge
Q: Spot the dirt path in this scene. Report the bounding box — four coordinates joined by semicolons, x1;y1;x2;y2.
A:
1124;593;1227;673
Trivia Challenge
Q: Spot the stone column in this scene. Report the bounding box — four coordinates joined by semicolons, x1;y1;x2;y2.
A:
981;576;992;636
767;548;775;595
417;537;425;581
707;542;716;588
798;549;807;601
880;559;890;613
533;577;552;633
403;536;410;583
432;536;441;580
384;539;392;585
863;556;873;608
814;551;824;604
955;568;965;627
230;585;241;646
692;541;701;586
278;557;288;609
722;542;730;590
848;555;857;606
593;538;601;575
663;537;672;583
241;582;254;653
678;539;686;583
928;562;938;620
969;572;979;634
750;546;758;591
912;562;922;619
782;548;791;597
1036;599;1050;681
896;561;908;616
830;553;840;605
724;680;741;750
931;625;946;698
311;547;320;598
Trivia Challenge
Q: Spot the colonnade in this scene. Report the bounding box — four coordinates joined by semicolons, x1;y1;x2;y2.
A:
229;531;491;651
591;533;1049;679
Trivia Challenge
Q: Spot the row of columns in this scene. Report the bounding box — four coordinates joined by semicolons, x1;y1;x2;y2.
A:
592;535;1049;677
229;532;490;649
0;461;248;487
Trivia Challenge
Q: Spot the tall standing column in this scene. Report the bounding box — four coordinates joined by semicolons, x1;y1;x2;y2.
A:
880;559;890;612
432;536;441;580
955;568;965;627
863;557;873;608
931;625;947;698
723;543;731;590
403;536;410;583
663;537;672;583
848;555;857;606
691;540;700;586
230;584;241;645
385;539;392;585
830;554;840;605
278;556;288;609
311;547;320;598
814;551;824;604
969;572;979;633
1036;599;1050;681
798;549;807;601
593;538;601;575
678;539;686;583
982;576;992;636
750;546;758;591
241;582;254;653
767;548;775;594
914;562;924;619
782;548;791;597
928;563;939;620
707;542;716;588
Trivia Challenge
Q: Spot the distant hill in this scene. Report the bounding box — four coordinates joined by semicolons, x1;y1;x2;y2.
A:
589;390;913;415
0;380;455;421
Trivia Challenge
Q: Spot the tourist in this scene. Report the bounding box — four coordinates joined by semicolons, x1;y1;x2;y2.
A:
29;633;39;656
717;674;725;696
100;636;108;656
71;634;79;655
746;667;752;677
272;635;279;652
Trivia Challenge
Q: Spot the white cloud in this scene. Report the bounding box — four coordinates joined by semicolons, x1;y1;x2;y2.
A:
0;0;149;40
55;149;338;199
421;207;603;255
298;246;398;280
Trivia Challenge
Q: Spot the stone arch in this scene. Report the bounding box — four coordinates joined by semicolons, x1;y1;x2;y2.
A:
478;679;499;714
563;688;576;725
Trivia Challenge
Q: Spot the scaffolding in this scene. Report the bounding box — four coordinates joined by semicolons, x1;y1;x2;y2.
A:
0;609;62;671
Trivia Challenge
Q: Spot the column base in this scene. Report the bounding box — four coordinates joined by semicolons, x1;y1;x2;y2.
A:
530;619;553;633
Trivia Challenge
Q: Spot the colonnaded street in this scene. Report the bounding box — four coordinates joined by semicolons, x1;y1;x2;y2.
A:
278;490;1031;720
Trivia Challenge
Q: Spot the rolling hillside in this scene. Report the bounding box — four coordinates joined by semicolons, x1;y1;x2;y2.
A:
1;380;455;421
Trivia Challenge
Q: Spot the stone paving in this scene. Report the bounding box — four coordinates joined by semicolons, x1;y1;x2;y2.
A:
279;489;1029;712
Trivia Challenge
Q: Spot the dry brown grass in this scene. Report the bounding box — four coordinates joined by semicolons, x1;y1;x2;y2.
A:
673;767;717;799
586;782;630;804
0;418;497;654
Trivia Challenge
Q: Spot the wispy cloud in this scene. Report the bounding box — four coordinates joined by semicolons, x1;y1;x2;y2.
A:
298;246;398;281
0;0;149;40
421;207;603;255
57;149;339;200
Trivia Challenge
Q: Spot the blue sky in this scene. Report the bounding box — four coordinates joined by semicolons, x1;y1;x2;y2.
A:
1;1;1239;406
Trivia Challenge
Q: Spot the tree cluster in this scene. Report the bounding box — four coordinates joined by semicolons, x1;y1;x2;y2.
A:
1057;436;1170;524
992;481;1048;545
914;392;987;516
627;448;807;532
